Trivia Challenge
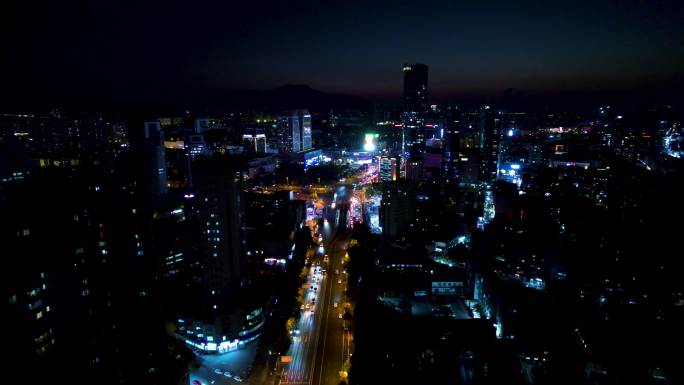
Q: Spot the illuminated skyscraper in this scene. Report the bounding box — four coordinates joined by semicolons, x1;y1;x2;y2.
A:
479;107;502;184
277;110;312;153
444;109;461;184
379;155;398;182
243;134;267;153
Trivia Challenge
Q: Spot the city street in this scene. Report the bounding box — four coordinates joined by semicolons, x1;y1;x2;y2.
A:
310;229;351;385
279;264;323;385
280;185;351;385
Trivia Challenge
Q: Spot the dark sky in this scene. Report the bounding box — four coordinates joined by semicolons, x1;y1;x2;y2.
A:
2;0;683;108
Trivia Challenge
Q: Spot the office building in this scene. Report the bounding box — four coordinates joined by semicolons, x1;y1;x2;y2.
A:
243;134;267;153
277;110;312;153
379;155;398;182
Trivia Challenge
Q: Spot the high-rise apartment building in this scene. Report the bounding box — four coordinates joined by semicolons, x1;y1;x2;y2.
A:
1;166;172;384
380;180;417;240
192;157;246;302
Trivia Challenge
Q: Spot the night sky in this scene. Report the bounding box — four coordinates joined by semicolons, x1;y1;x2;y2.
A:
3;0;683;108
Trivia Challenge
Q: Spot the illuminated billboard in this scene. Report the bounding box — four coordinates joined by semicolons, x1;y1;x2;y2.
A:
363;133;378;152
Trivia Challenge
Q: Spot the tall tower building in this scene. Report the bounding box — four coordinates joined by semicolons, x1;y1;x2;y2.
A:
444;110;461;184
479;107;502;184
277;110;312;153
143;120;168;195
193;157;246;301
403;64;429;113
401;64;429;163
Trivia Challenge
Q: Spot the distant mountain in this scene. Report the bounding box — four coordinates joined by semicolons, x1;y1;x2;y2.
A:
241;84;369;112
2;84;372;117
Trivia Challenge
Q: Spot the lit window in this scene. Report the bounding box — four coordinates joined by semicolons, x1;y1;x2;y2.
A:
36;311;43;320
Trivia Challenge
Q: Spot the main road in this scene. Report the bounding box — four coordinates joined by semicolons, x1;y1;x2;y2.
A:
279;185;353;385
310;222;351;385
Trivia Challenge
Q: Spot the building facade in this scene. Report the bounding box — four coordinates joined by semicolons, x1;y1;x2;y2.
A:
380;180;417;240
277;110;312;153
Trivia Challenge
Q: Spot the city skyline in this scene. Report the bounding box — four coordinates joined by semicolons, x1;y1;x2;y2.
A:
2;2;683;385
2;1;684;109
